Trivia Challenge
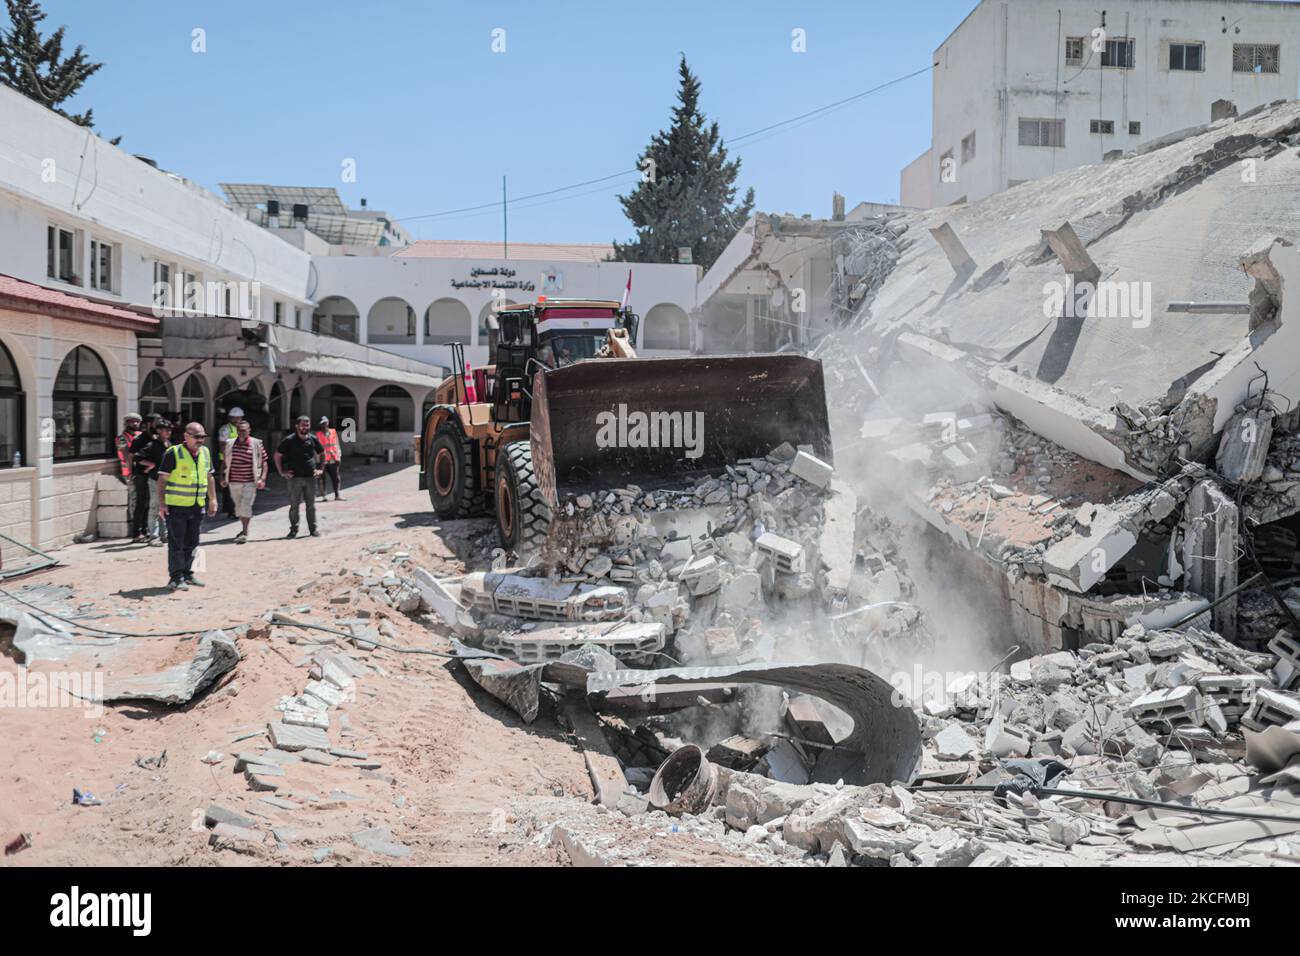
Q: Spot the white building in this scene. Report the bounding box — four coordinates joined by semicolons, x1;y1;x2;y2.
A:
309;240;699;372
0;84;448;555
902;0;1300;208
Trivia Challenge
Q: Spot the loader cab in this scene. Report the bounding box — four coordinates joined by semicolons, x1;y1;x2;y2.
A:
490;299;638;424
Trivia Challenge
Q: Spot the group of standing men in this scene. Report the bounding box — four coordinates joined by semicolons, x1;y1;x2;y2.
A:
115;409;345;591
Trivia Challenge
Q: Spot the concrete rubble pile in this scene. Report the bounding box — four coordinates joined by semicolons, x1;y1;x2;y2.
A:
422;440;914;672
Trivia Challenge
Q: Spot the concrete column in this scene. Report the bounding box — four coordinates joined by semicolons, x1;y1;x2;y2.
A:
35;316;55;549
1182;480;1239;641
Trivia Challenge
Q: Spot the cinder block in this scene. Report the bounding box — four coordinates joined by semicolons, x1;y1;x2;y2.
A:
789;450;833;489
96;520;130;539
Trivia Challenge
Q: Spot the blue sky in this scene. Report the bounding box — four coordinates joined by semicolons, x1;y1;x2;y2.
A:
43;0;979;243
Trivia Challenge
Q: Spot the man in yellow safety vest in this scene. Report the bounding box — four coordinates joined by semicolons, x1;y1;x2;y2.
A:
156;421;218;591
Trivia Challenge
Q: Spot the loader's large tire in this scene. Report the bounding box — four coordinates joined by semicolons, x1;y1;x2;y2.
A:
495;440;551;553
427;423;484;519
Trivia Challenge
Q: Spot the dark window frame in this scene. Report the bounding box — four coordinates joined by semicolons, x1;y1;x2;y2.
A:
1169;42;1205;72
1101;37;1136;69
0;340;26;468
52;346;116;462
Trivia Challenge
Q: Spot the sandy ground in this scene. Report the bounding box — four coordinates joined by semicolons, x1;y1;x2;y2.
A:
0;462;755;867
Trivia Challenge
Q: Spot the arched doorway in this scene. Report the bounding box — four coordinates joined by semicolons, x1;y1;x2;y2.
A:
366;385;414;433
643;303;690;350
424;298;472;345
367;297;416;345
313;296;360;342
310;385;358;437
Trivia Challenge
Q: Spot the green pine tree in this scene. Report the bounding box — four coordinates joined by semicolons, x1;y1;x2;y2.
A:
0;0;111;137
613;56;754;272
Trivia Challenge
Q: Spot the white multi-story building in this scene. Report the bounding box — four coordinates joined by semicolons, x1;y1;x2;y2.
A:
309;240;699;372
0;84;448;556
902;0;1300;208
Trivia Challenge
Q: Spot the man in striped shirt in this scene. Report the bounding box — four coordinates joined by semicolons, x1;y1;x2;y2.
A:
220;419;268;544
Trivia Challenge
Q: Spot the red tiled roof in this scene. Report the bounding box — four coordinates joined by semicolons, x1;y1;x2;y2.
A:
0;274;158;331
394;240;614;263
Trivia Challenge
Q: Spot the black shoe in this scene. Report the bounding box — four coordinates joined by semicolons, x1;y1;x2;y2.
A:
309;529;320;537
286;528;298;539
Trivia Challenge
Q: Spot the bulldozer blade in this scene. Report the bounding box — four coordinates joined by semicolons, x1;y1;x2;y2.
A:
529;354;832;505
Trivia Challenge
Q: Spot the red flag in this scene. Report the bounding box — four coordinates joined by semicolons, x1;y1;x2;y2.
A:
620;269;632;310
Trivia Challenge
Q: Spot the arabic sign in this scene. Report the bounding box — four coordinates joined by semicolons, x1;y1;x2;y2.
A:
451;265;537;292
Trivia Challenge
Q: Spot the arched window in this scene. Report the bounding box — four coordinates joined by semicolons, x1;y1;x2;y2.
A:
0;341;25;467
179;374;206;429
366;385;413;433
139;369;172;420
289;385;304;423
53;346;115;460
269;382;285;430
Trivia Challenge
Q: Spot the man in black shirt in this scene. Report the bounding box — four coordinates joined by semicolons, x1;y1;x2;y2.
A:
275;415;324;538
129;414;161;542
136;420;173;545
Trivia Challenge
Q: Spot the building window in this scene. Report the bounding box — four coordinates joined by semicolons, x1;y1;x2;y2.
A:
961;131;976;164
1019;118;1065;147
1129;121;1142;136
153;261;172;310
365;385;413;433
89;238;114;292
47;225;76;283
1065;37;1085;66
1101;37;1135;69
273;301;284;325
139;369;172;420
1234;43;1280;74
1090;119;1115;135
52;346;115;461
0;341;25;467
179;374;206;429
1169;42;1204;71
181;271;201;313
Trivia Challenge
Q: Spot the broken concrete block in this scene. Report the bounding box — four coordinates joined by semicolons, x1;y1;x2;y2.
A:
1042;505;1137;593
204;804;258;830
679;555;723;596
1129;686;1204;728
934;723;978;759
209;823;266;849
1242;688;1300;731
789;450;833;489
267;720;330;752
843;816;924;860
756;532;805;574
1216;408;1274;483
350;827;411;859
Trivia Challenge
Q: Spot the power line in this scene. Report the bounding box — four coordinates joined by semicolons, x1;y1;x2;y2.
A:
395;63;933;226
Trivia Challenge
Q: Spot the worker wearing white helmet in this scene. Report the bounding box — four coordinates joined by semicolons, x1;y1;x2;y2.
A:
217;407;246;518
